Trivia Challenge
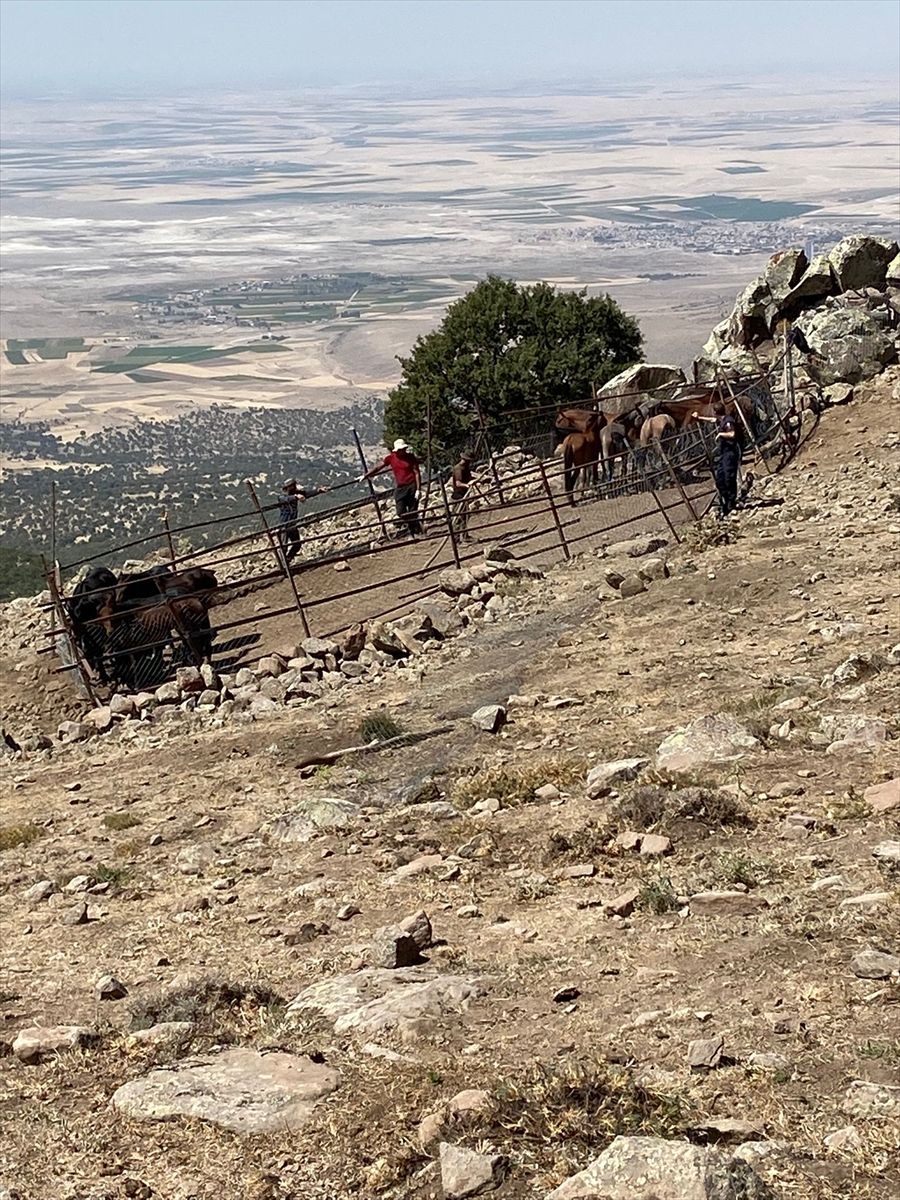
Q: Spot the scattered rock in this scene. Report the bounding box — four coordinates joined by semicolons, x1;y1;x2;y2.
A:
109;693;136;718
748;1052;793;1073
823;1125;862;1152
126;1022;194;1049
61;902;88;926
23;880;54;903
585;758;649;797
418;1109;448;1153
872;840;900;881
864;778;900;814
639;833;672;858
448;1088;491;1117
13;1025;93;1064
57;721;95;744
842;1079;900;1120
111;1047;340;1134
399;909;433;952
656;714;759;772
287;969;484;1038
265;797;361;841
439;1142;505;1199
849;948;900;979
688;1035;725;1071
689;1117;764;1145
439;568;477;596
83;706;113;733
689;891;768;917
619;574;647;599
370;925;422;969
546;1134;775;1200
604;534;668;559
96;975;128;1001
605;886;640;917
471;704;506;734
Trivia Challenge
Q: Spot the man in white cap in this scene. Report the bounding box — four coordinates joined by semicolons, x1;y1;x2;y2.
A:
362;438;422;536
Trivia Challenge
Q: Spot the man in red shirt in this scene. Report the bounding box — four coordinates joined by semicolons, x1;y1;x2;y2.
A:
362;438;423;536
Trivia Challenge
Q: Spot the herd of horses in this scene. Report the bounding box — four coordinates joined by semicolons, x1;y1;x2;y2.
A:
68;564;218;690
554;390;752;504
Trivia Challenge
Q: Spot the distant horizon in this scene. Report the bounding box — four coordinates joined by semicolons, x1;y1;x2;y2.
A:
1;0;898;96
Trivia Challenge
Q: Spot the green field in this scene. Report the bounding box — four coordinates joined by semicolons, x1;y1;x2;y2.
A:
93;342;289;374
6;337;85;360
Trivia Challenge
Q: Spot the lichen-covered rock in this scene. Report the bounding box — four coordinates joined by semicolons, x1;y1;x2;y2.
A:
546;1135;776;1199
794;306;895;385
656;714;759;772
828;235;899;292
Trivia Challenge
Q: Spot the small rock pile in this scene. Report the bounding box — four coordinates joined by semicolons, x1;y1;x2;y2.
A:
697;235;899;395
51;552;544;744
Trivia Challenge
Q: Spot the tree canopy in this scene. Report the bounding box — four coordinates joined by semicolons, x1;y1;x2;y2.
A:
383;275;643;460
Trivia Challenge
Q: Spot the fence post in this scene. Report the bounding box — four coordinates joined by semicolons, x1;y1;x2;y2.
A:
351;427;389;540
245;481;311;638
648;485;681;543
162;509;178;564
657;439;700;523
437;473;462;568
473;393;506;505
539;461;570;560
43;556;97;705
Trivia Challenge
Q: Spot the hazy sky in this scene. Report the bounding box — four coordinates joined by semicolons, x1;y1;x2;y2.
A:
0;0;898;95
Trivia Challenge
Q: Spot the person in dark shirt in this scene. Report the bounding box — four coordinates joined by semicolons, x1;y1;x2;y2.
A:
278;479;327;563
692;401;741;517
450;452;477;539
362;439;423;536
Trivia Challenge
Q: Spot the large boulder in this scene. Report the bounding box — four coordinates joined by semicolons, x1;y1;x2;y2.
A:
111;1048;339;1135
764;248;807;304
546;1135;776;1200
794;306;895;385
828;235;899;292
596;364;686;416
726;276;771;348
782;254;836;308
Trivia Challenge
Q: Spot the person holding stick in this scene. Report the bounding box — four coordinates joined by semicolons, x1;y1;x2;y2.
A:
692;401;741;517
450;451;477;540
278;478;328;564
361;439;422;537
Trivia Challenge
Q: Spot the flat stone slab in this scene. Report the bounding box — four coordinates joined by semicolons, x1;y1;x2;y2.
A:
287;968;484;1037
864;778;900;813
111;1048;339;1134
264;796;361;842
13;1025;93;1064
585;758;649;797
547;1135;775;1199
656;714;759;772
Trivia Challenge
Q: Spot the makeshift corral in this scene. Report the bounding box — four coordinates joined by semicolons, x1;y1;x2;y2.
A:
42;344;816;703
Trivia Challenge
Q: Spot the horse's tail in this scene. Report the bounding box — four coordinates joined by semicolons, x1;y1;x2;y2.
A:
563;442;576;502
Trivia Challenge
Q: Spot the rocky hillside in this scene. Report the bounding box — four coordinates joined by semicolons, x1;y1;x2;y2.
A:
0;247;898;1200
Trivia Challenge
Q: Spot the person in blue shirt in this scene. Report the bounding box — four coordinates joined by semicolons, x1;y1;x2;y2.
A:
693;401;741;517
278;478;327;563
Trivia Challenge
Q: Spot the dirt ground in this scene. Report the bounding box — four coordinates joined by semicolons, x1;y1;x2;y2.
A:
0;373;898;1200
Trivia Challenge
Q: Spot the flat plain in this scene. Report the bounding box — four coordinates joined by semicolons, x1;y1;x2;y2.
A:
1;77;898;436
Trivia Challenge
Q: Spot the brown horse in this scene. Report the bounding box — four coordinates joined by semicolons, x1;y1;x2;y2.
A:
639;413;677;447
556;407;601;435
599;422;631;482
562;425;601;505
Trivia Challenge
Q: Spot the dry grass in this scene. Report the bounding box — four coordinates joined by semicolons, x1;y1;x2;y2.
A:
611;783;752;831
0;822;42;851
451;756;589;808
102;811;142;830
129;978;287;1046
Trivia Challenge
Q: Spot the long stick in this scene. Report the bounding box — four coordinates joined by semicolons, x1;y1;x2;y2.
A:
44;556;96;706
438;472;462;568
246;481;311;638
352;427;389;539
163;509;178;563
539;461;570;559
473;393;505;505
295;725;453;771
658;439;700;523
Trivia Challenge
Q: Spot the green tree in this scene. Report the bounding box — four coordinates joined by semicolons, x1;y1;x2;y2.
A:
383;276;642;459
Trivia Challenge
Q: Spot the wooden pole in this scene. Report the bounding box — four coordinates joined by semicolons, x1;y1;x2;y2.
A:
245;481;311;638
163;509;177;565
715;366;773;476
437;472;462;568
472;393;505;504
657;439;700;523
50;481;57;638
539;461;570;560
648;484;681;543
351;427;389;539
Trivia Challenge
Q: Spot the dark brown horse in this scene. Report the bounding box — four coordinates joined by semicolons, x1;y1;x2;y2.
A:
562;425;601;505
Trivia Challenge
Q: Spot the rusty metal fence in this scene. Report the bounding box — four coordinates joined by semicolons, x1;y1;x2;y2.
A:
42;347;816;701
